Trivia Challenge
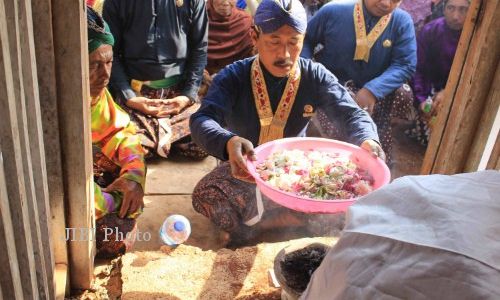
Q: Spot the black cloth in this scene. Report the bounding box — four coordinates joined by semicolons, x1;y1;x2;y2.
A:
103;0;208;101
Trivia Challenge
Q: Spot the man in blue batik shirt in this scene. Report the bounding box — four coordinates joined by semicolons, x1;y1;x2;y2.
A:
302;0;417;164
189;0;384;245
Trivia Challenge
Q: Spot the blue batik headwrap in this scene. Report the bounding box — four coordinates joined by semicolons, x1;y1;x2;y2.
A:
254;0;307;34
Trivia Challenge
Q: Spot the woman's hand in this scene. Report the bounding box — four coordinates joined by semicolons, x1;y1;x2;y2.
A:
103;177;144;218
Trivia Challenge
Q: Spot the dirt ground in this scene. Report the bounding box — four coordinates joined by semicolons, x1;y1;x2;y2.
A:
69;118;426;299
120;237;336;300
390;119;427;178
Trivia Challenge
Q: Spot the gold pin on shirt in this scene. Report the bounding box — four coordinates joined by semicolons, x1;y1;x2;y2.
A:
303;104;315;117
176;0;183;7
383;39;392;48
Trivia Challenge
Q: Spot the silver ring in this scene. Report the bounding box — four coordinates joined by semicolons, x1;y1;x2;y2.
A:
362;106;369;111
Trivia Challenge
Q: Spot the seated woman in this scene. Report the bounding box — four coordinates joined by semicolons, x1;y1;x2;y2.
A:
206;0;255;75
408;0;470;145
87;7;146;258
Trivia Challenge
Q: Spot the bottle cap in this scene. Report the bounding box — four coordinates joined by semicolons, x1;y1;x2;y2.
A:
173;221;185;232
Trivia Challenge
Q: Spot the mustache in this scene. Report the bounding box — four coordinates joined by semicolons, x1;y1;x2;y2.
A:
273;59;293;67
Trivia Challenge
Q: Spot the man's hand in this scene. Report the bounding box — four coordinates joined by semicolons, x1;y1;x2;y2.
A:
102;177;144;218
126;96;191;118
355;88;377;115
360;139;386;162
226;136;257;183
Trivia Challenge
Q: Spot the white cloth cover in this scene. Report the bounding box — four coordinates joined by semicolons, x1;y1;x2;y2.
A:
301;170;500;300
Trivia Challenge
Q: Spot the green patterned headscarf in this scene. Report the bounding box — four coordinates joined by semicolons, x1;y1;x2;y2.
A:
87;6;114;53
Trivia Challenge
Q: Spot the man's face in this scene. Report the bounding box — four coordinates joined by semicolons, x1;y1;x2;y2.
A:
444;0;469;30
363;0;402;17
251;25;304;77
89;44;113;98
213;0;234;17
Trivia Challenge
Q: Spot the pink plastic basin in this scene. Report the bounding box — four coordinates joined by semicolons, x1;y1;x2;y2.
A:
246;137;391;214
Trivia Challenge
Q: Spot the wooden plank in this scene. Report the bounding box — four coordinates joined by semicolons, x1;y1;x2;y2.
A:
487;132;500;170
16;0;55;297
0;0;39;298
420;0;482;174
51;0;94;290
433;0;500;173
54;264;68;300
5;0;53;296
0;153;24;300
20;0;58;296
31;0;70;286
466;62;500;171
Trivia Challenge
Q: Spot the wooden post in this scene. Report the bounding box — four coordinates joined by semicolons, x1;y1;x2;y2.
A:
5;0;59;296
17;0;56;297
0;153;23;300
2;0;94;296
31;0;70;295
0;0;40;297
420;0;482;174
421;0;500;174
433;0;500;173
487;134;500;169
51;0;95;290
465;63;500;171
54;264;69;300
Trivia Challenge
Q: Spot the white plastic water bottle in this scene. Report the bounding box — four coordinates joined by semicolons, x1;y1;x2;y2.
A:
423;96;433;113
159;214;191;246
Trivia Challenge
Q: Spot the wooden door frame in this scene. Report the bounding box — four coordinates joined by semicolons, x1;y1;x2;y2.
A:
31;0;95;295
421;0;500;174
